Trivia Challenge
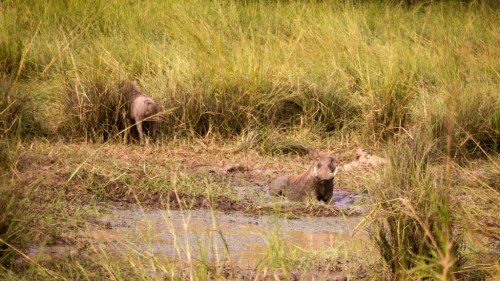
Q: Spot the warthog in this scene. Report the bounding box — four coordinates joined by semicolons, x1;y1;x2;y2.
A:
270;149;340;203
121;80;159;145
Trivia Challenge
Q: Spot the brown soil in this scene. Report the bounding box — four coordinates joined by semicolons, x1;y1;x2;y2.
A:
105;189;358;217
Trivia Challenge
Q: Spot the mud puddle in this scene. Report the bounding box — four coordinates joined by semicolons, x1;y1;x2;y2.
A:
27;185;367;271
77;208;365;269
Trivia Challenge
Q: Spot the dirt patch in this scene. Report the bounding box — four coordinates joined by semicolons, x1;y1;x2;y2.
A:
102;187;360;217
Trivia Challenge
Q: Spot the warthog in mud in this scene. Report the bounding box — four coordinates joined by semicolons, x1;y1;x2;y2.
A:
270;150;340;203
121;80;159;145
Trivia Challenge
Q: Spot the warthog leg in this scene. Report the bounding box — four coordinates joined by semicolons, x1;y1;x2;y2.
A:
136;120;145;146
151;120;157;139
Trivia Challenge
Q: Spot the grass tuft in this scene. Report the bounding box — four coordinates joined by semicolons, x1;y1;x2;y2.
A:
367;139;463;279
59;76;129;143
0;77;44;141
419;86;500;159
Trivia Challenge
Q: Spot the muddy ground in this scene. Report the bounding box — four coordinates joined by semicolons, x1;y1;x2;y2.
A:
8;141;387;279
28;208;368;280
11;143;383;214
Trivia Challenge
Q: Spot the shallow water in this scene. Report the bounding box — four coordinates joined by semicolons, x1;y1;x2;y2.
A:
74;208;365;268
27;187;366;270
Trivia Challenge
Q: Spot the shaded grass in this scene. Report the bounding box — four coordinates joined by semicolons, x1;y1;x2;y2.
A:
0;77;45;141
416;85;500;159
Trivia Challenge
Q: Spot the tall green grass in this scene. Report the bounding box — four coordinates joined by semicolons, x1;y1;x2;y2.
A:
366;135;499;279
416;85;500;159
367;139;463;280
0;0;497;153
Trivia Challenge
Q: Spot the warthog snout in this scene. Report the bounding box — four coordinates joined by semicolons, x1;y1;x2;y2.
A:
311;152;339;182
320;178;334;183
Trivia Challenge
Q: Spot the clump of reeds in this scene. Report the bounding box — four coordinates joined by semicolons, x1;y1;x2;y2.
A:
0;77;43;141
367;138;463;280
60;76;130;143
0;77;44;172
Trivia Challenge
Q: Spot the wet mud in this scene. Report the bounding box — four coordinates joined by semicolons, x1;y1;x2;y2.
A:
102;155;366;216
20;145;386;279
30;208;366;279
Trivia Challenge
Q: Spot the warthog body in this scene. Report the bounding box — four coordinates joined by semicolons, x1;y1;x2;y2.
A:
270;150;340;203
122;81;159;145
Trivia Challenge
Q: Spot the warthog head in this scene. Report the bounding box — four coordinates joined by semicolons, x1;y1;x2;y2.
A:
309;149;340;182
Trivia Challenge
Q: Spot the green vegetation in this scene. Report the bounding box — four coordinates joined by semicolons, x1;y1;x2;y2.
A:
1;0;497;150
368;139;461;279
1;0;499;280
366;137;499;279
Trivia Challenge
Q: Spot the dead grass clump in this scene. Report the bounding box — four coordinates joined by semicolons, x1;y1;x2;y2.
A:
0;77;44;141
362;81;415;142
60;77;129;143
259;82;361;132
0;76;44;173
165;83;253;138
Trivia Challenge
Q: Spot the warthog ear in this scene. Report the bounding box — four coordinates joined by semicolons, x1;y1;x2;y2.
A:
308;149;319;160
331;152;341;162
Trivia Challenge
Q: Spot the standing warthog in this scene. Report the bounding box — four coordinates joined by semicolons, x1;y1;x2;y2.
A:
270;149;340;203
121;80;159;145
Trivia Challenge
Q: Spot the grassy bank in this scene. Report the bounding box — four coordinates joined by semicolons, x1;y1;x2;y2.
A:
1;0;498;151
1;0;499;280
